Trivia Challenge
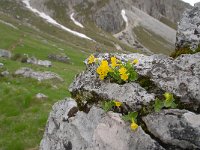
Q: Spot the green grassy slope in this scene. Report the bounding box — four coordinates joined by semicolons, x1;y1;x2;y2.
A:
0;16;88;149
133;26;174;55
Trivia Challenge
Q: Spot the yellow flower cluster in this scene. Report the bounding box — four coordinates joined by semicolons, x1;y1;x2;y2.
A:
131;121;138;130
88;54;96;64
96;60;110;80
119;67;128;81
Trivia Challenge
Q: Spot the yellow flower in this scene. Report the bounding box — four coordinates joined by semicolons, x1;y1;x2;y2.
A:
120;73;128;81
119;67;127;75
132;59;139;65
114;101;122;107
119;67;128;81
131;121;138;130
96;60;110;80
164;92;173;101
88;54;96;64
111;57;119;68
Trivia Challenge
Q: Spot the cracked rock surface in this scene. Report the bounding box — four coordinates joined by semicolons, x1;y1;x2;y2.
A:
40;98;164;150
143;109;200;149
69;64;155;111
78;53;200;105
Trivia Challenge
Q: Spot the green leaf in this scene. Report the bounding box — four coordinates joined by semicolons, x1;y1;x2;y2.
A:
164;99;173;108
102;101;115;112
154;98;164;112
171;101;178;109
122;112;138;122
129;70;138;81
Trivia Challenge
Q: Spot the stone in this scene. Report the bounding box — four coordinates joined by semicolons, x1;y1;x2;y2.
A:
37;60;52;67
143;109;200;149
36;93;48;100
69;64;155;111
40;98;164;150
48;54;70;63
176;4;200;50
15;67;63;81
1;71;9;77
27;57;52;67
0;63;4;68
0;49;11;58
81;53;200;105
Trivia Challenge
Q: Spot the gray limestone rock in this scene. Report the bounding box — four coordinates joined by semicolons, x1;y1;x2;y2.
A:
69;64;155;111
1;70;9;77
27;57;52;67
40;98;164;150
36;93;48;100
0;49;11;58
15;67;63;81
0;63;4;68
143;109;200;149
82;53;200;105
176;4;200;50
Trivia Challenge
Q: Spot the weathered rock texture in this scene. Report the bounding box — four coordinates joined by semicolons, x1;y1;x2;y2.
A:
40;99;164;150
41;51;200;150
15;67;63;81
176;3;200;50
70;53;200;106
143;109;200;149
69;64;155;111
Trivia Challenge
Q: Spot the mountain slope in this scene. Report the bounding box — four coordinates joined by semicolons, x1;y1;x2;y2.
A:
17;0;191;54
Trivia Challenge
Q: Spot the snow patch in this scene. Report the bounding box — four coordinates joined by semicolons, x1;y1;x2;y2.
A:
121;9;128;27
0;20;18;30
22;0;94;41
70;13;84;28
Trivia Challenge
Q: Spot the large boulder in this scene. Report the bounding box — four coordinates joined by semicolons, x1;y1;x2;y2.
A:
70;53;200;107
41;52;200;150
176;3;200;50
40;98;164;150
69;64;155;111
15;67;63;81
143;109;200;149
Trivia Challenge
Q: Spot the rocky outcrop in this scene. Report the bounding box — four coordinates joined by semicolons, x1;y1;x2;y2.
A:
15;67;63;81
69;64;155;111
0;49;11;58
143;109;200;149
41;51;200;150
40;99;164;150
176;3;200;50
70;53;200;106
